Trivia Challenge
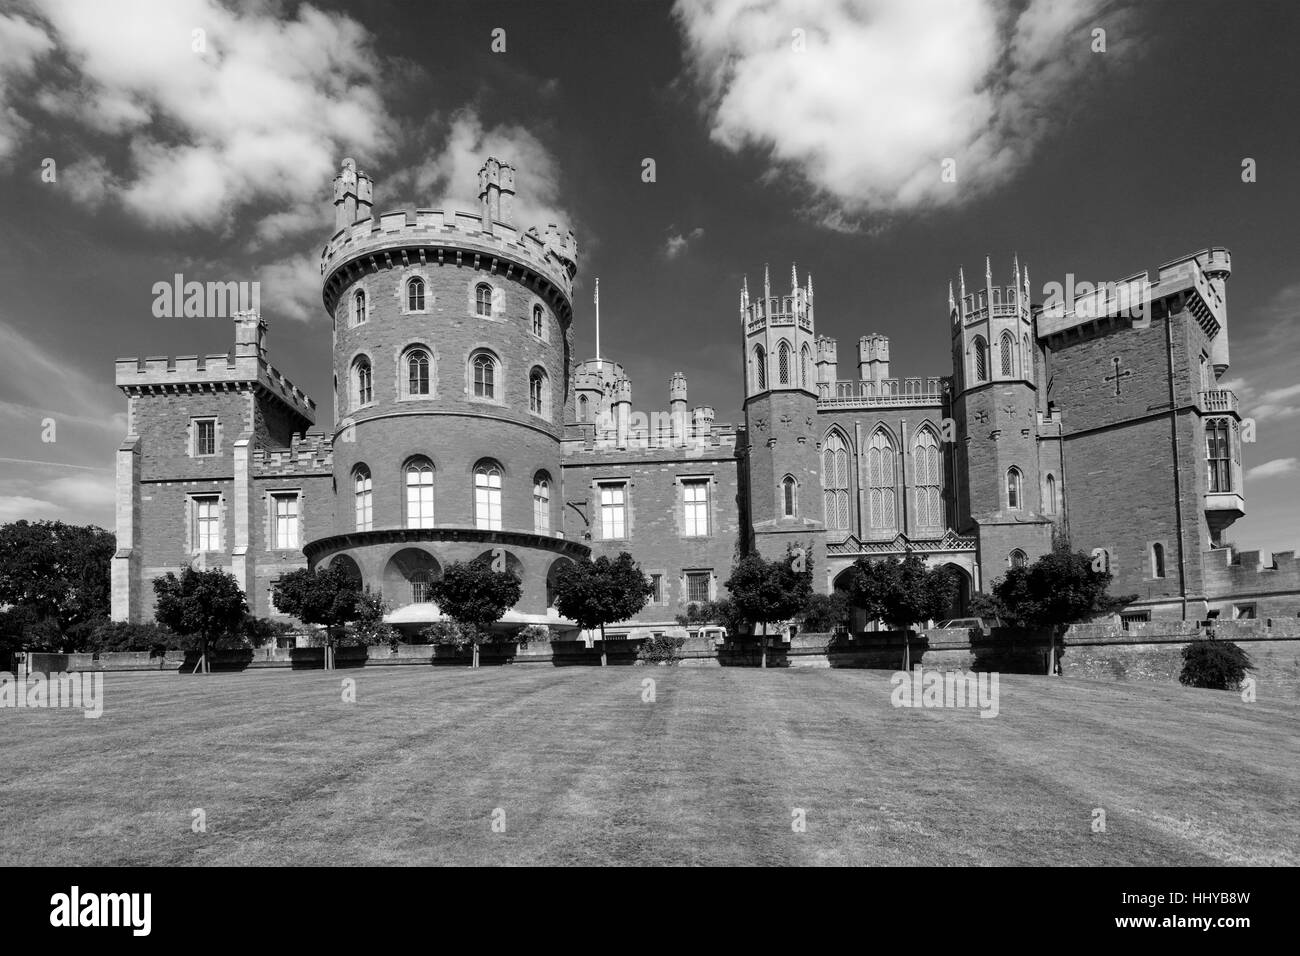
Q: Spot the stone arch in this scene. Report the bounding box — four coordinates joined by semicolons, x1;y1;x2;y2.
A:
383;548;442;607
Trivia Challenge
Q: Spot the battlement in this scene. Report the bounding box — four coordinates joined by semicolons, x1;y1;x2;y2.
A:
741;263;813;334
815;335;837;360
1201;546;1300;608
115;351;316;425
322;157;577;312
1036;246;1230;344
951;257;1032;326
253;431;334;476
572;358;625;392
817;376;947;409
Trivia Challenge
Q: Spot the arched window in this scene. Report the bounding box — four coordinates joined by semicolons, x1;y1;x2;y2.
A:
471;350;498;400
973;336;988;382
1023;334;1032;378
474;460;503;530
822;431;851;531
800;344;811;389
753;345;767;391
532;305;544;337
578;394;589;422
866;428;897;532
1152;542;1166;578
1045;473;1057;514
1007;467;1023;510
1000;332;1015;377
1009;549;1028;569
529;367;547;417
353;290;366;326
353;465;372;531
533;472;551;534
475;283;493;317
777;340;792;385
405;458;434;528
781;475;797;518
1206;419;1231;492
406;348;430;396
410;570;433;604
353;357;373;407
407;277;425;312
913;426;942;528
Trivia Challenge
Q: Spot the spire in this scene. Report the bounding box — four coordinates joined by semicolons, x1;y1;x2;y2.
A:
1023;263;1031;301
741;275;750;313
806;272;814;298
791;262;798;293
594;277;601;361
763;263;771;300
1013;253;1021;289
959;266;966;301
985;255;992;286
948;281;955;312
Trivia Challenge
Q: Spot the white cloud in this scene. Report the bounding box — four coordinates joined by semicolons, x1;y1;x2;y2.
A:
256;254;323;324
665;226;705;259
1245;458;1298;481
0;11;53;160
392;110;571;234
673;0;1139;228
6;0;396;232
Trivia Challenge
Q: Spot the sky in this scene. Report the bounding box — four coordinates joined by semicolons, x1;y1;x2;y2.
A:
0;0;1297;555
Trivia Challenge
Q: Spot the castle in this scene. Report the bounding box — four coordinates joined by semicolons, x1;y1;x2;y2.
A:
110;156;1300;637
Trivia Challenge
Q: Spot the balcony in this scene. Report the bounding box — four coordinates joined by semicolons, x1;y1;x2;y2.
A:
817;377;946;408
1198;389;1238;413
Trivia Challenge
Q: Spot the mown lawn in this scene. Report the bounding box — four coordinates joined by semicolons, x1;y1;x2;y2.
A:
1;666;1294;865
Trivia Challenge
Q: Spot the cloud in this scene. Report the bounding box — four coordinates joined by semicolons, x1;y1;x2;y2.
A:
256;254;323;324
5;0;396;233
390;110;571;233
664;226;705;259
0;10;54;161
673;0;1139;229
1245;457;1298;481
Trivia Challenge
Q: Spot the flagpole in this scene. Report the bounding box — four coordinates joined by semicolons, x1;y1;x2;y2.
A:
594;277;601;361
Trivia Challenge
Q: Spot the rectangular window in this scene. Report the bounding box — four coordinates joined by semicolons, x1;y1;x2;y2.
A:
1120;611;1150;631
650;573;664;604
1233;603;1256;620
683;479;709;536
599;482;627;539
1206;421;1232;492
193;495;220;552
272;494;299;550
194;418;216;456
686;570;710;604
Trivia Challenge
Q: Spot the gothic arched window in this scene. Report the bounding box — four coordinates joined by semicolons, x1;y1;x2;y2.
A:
973;336;988;382
753;345;767;391
913;426;942;528
471;350;498;400
777;340;792;385
353;356;373;408
1045;473;1057;514
1000;332;1015;377
405;348;430;396
475;283;493;317
822;431;851;531
533;472;551;534
407;277;425;312
353;290;367;326
1009;549;1028;569
353;464;372;531
1007;466;1023;510
800;344;811;389
866;428;898;532
782;475;797;518
529;367;548;417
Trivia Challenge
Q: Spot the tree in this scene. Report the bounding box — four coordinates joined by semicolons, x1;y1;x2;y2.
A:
152;566;248;673
553;552;653;666
0;520;114;650
797;591;852;634
347;590;398;649
425;557;522;668
675;598;745;637
980;542;1136;675
724;547;812;668
1179;636;1254;690
271;565;367;669
843;552;956;669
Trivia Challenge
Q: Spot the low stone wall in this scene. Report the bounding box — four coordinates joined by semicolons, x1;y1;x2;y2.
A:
23;621;1300;693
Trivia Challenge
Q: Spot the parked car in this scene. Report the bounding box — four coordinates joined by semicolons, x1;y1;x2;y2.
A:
935;617;989;631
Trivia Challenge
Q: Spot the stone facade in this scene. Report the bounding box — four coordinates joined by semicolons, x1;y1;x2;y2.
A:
110;156;1300;635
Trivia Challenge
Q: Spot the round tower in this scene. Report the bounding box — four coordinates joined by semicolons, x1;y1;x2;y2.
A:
305;156;589;629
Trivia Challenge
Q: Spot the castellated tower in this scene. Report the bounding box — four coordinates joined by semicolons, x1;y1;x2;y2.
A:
950;257;1053;569
312;155;588;627
742;263;824;561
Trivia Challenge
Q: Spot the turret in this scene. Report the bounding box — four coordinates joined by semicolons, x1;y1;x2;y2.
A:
477;156;516;233
233;310;267;360
858;333;890;382
670;372;688;443
613;377;632;448
332;158;373;232
816;335;838;386
691;405;714;435
1201;247;1232;376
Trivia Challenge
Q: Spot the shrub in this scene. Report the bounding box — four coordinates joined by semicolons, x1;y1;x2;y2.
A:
240;616;298;648
1179;637;1253;690
517;625;550;646
638;633;686;665
87;620;186;655
798;592;851;633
